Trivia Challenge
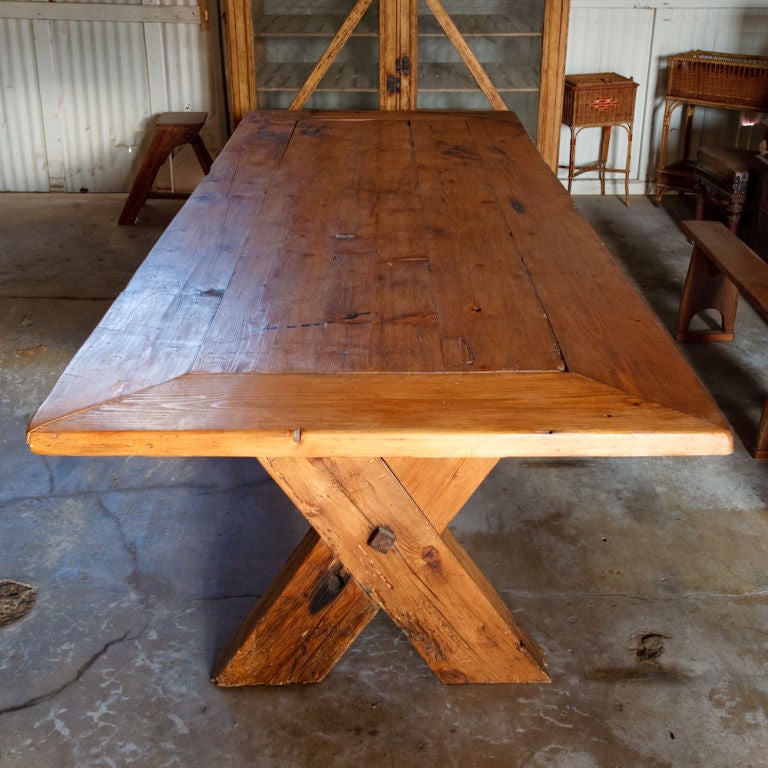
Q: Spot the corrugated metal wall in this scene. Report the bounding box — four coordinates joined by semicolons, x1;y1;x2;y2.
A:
561;0;768;193
0;0;225;192
1;0;766;192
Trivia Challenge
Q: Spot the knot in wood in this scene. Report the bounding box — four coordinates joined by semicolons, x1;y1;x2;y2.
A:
421;546;441;571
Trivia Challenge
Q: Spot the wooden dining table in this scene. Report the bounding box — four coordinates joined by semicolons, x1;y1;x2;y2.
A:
28;110;732;686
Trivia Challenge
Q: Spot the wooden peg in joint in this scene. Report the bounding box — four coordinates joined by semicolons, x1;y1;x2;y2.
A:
368;526;396;554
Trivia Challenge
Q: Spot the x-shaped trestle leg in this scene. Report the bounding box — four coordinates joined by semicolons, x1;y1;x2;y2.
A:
212;456;548;685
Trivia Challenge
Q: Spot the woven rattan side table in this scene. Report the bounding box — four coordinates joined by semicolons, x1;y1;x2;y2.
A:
561;73;638;206
655;50;768;204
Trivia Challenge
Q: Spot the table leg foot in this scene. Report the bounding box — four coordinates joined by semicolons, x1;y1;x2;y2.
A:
211;528;378;686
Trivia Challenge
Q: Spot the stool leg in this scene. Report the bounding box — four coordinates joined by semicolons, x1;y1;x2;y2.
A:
190;135;213;174
599;126;611;197
568;128;576;194
119;128;180;225
623;124;633;207
755;400;768;459
676;245;740;342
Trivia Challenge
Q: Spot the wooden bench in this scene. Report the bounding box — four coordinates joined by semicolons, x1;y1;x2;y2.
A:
676;219;768;458
118;112;213;225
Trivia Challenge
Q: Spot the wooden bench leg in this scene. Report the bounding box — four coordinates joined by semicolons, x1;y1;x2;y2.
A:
119;113;211;225
676;244;740;342
118;127;180;225
189;135;213;174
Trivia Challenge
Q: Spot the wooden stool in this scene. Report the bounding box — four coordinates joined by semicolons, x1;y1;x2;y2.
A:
695;146;757;235
561;73;638;207
119;112;213;225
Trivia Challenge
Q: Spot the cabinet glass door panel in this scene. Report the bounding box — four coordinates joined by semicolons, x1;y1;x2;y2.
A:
252;0;544;136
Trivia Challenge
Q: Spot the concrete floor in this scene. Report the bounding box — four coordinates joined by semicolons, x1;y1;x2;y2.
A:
1;191;767;767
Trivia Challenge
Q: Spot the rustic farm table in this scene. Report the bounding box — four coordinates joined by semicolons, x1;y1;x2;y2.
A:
28;111;732;686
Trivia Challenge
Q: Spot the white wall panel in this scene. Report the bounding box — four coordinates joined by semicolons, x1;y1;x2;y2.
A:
0;19;49;191
51;19;152;192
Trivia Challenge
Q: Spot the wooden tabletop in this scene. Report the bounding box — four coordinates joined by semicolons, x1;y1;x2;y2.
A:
28;110;732;459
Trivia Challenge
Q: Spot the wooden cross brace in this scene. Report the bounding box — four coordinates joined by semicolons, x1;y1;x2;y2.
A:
211;456;548;686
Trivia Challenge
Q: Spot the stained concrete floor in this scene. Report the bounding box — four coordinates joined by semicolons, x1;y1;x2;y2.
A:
1;191;767;768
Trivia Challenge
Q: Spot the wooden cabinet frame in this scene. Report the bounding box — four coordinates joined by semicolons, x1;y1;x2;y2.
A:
220;0;569;170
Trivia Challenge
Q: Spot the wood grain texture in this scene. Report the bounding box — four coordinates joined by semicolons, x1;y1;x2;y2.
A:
424;0;507;110
28;111;731;460
262;456;548;684
211;529;378;685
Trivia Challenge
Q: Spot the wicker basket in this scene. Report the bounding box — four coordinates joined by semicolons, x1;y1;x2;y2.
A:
562;73;638;127
667;50;768;110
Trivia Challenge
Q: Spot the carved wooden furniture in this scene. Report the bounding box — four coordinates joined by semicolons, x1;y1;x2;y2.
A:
561;72;637;206
655;50;768;204
694;146;758;234
118;112;213;225
745;153;768;261
219;0;571;171
676;219;768;458
28;111;731;686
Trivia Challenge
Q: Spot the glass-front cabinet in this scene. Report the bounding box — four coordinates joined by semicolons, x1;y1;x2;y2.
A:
221;0;569;168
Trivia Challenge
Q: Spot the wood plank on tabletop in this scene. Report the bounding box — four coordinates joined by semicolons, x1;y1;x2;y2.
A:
192;117;446;375
467;114;731;432
409;115;564;373
28;114;298;427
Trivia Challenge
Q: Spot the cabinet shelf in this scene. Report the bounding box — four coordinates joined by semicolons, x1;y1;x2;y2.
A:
253;13;541;38
257;63;539;93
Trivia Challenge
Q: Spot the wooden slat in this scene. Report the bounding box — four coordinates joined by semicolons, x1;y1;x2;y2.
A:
289;0;373;110
27;372;731;458
418;14;542;37
254;13;378;37
423;0;507;110
418;63;540;92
